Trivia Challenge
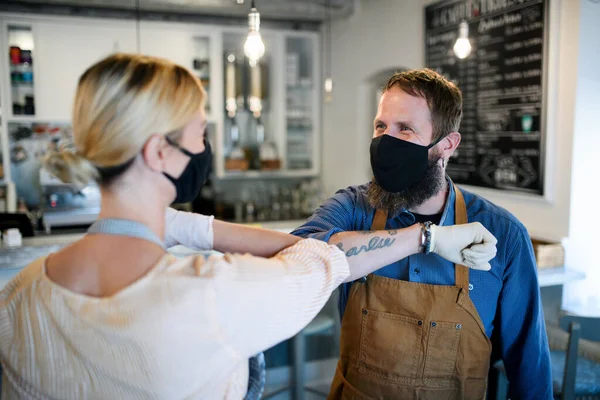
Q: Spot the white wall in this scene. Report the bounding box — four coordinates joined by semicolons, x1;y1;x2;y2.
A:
33;17;138;121
8;28;34;50
323;0;580;242
322;0;425;194
562;0;600;316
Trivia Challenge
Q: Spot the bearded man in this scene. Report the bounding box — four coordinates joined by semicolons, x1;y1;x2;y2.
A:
292;69;552;400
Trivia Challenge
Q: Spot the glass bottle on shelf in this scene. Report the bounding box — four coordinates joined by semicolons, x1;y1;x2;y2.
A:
0;145;4;181
224;53;248;171
192;36;211;114
222;32;273;175
285;37;314;170
0;188;6;212
252;61;279;171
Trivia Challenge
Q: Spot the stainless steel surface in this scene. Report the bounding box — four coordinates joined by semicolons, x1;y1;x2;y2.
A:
41;184;101;232
42;207;100;229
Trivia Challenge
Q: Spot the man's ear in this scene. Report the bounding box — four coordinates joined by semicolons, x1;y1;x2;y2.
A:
440;131;461;160
141;134;168;173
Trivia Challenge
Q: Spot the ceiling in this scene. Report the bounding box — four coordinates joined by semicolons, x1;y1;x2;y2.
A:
2;0;356;22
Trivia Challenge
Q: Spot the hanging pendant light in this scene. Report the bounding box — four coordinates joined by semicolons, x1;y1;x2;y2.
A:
135;0;141;52
453;21;472;59
324;0;333;100
244;0;265;66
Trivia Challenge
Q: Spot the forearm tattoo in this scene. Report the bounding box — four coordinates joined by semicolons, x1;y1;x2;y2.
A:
336;236;396;257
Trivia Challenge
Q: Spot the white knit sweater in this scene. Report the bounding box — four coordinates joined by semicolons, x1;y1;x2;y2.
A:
0;239;349;399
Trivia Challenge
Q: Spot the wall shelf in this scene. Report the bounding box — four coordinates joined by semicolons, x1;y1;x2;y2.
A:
220;169;318;180
7;116;38;123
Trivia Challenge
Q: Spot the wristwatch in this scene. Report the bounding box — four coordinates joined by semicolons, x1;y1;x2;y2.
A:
420;222;433;254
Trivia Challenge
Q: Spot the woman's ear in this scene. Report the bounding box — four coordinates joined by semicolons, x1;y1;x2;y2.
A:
141;134;169;173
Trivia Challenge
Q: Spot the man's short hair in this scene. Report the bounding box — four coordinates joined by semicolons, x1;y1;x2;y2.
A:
384;69;463;141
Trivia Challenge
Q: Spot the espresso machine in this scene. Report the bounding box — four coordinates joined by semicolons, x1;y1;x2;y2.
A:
39;168;100;233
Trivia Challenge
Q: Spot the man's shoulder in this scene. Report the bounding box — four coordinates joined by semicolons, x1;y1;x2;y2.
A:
326;183;371;207
333;183;370;197
460;187;528;235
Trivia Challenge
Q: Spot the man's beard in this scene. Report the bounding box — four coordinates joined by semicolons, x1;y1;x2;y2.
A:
368;155;446;216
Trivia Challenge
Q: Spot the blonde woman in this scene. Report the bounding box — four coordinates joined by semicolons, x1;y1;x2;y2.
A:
0;54;496;399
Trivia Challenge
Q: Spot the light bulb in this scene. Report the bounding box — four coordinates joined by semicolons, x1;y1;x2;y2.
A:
453;38;472;59
244;5;265;65
453;21;472;59
324;78;333;93
244;31;265;64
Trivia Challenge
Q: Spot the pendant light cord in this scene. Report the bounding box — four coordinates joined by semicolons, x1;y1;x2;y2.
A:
136;0;141;53
327;0;332;80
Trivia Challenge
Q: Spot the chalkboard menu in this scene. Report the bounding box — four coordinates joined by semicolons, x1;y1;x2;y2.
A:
425;0;548;195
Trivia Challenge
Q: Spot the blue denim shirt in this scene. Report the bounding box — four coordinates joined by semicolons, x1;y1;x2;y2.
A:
292;180;552;399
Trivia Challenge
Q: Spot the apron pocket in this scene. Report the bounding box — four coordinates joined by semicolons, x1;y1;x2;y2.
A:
340;382;374;400
357;309;423;384
423;321;461;388
463;378;487;400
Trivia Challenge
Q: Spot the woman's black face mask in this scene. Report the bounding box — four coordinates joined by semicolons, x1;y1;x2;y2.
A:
164;136;212;204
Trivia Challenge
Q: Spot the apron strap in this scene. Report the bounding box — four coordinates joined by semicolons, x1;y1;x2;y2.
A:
371;209;388;231
370;190;470;294
453;184;470;295
87;219;166;249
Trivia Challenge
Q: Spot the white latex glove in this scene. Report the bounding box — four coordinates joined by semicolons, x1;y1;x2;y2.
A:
430;222;497;271
164;208;214;250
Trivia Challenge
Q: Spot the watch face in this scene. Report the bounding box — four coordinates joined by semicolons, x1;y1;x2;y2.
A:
424;223;433;254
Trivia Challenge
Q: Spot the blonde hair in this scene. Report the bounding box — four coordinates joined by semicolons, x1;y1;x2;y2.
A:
44;53;206;186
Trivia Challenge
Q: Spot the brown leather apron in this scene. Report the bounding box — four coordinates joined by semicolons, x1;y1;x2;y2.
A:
328;186;492;400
